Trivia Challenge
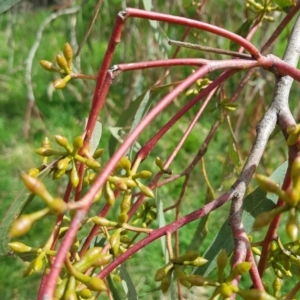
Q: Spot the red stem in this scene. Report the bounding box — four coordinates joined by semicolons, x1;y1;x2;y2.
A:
125;8;261;59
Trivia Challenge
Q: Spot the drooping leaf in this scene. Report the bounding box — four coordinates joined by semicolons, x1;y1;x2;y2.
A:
107;274;122;300
188;158;215;251
0;163;55;256
156;191;168;261
85;119;102;155
0;0;22;14
120;264;138;300
195;161;288;277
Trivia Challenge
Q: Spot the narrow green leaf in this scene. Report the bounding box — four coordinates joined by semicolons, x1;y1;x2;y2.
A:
0;162;54;256
120;264;138;300
0;0;22;14
107;274;122;300
228;140;241;167
188;159;214;250
156;191;168;261
85;119;102;155
195;161;288;276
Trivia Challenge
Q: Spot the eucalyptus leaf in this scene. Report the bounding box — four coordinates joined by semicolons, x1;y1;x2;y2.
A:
85;119;102;154
0;0;22;14
120;264;138;300
156;191;168;261
0;163;55;256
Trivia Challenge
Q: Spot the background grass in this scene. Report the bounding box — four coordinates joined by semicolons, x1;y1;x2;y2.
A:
0;0;299;299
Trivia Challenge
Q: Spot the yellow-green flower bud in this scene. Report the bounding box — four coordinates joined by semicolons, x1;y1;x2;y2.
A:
238;289;277;300
85;158;101;169
287;124;298;135
57;157;71;170
272;277;281;297
227;262;251;282
217;249;228;271
54;277;68;299
63;42;73;69
174;266;191;288
70;163;79;188
55;135;69;147
48;197;67;214
114;179;127;191
120;235;131;244
116;156;131;172
78;288;92;299
28;168;40;177
135;180;154;198
132;170;152;179
93;148;104;159
91;253;112;267
110;229;121;256
21;172;53;202
287;133;299;146
63;275;77;300
52;168;66;180
160;268;172;293
110;176;136;188
84;277;107;292
23;255;44;277
186;274;214;286
39;60;60;72
73;247;102;272
282;188;300;207
171;250;199;264
286;211;299;241
104;182;115;206
56;54;70;74
10;208;49;238
35;148;59;156
117;213;128;224
155;157;164;170
120;192;132;214
255;174;280;194
53;78;66;89
154;263;173;282
183;256;208;267
72;136;83;151
251;247;262;256
42;136;50;148
91;216;117;227
8;242;33;253
219;283;234;298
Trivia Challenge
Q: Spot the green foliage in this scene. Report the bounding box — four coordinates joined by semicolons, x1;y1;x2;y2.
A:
1;0;300;299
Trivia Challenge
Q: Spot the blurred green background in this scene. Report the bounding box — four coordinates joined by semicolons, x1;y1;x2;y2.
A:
0;0;299;299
